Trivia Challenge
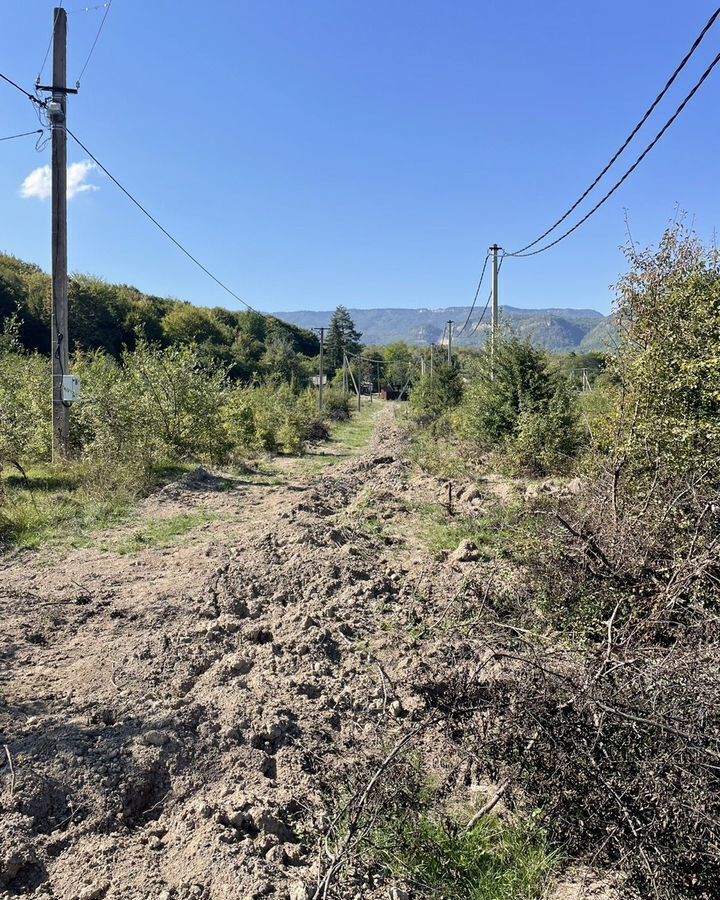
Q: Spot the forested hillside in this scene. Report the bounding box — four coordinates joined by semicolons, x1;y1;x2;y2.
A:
0;252;319;379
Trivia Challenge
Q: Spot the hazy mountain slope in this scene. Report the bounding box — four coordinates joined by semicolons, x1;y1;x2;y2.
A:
274;306;609;352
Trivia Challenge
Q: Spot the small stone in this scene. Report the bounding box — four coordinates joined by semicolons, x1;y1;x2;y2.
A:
265;844;286;865
389;699;404;718
389;889;410;900
143;730;168;747
451;539;480;563
77;883;110;900
226;653;254;675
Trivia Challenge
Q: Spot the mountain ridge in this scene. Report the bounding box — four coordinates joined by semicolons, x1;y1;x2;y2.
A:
272;306;611;352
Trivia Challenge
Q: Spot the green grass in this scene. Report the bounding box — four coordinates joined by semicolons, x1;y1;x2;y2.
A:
109;510;217;554
412;501;528;560
0;464;134;551
374;813;557;900
290;401;382;474
329;401;379;451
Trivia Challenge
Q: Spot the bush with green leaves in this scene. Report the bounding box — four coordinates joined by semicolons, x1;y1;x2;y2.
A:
73;341;230;486
222;382;317;456
609;226;720;475
455;335;582;474
0;317;51;471
323;388;352;422
409;362;464;424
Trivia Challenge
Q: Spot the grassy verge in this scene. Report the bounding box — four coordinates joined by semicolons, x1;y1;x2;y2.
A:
0;464;136;551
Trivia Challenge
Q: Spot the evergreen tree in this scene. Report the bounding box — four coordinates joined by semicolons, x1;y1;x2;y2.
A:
325;305;362;373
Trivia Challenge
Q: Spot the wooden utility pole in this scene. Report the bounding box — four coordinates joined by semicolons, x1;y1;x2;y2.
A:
346;352;361;410
47;8;72;458
430;344;434;380
420;353;425;378
447;320;454;364
342;350;349;393
317;327;325;413
490;244;501;377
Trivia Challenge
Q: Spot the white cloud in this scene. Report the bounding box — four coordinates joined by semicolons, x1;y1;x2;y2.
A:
20;160;99;201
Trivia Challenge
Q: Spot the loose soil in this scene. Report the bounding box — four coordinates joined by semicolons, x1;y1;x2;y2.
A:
0;404;612;900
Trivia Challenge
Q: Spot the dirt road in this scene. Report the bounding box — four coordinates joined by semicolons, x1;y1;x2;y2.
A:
1;404;615;900
0;404;450;899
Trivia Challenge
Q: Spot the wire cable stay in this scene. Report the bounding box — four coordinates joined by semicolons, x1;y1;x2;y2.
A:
67;128;257;311
75;0;112;87
508;6;720;256
36;2;64;87
507;50;720;258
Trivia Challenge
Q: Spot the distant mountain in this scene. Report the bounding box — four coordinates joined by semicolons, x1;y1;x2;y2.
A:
273;306;611;353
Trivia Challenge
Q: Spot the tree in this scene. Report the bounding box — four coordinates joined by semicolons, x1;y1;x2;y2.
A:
457;334;553;447
325;305;362;373
610;226;720;473
382;341;417;391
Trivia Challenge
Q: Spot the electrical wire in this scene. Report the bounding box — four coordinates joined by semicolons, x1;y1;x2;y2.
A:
469;252;505;335
75;0;112;86
508;50;720;258
455;252;489;335
344;350;387;364
0;71;47;107
67;128;257;311
0;129;43;143
509;6;720;256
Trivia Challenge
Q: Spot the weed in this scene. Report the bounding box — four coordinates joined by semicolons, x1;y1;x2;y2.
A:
374;812;557;900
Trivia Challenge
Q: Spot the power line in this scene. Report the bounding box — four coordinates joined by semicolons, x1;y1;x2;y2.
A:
66;128;257;311
455;252;489;335
508;50;720;258
509;6;720;256
0;71;47;107
75;0;112;87
470;253;505;334
0;129;43;143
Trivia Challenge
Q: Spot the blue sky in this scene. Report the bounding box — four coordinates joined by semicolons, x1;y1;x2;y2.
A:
1;1;719;315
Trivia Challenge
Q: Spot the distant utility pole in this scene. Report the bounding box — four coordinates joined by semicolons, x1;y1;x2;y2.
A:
420;353;425;378
315;327;326;413
342;349;349;393
38;8;77;459
430;344;434;380
376;360;381;397
446;320;454;364
490;244;501;376
345;351;361;411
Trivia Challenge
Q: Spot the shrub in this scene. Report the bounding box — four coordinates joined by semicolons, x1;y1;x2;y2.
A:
0;318;51;470
410;363;463;424
222;382;317;456
73;341;229;486
323;389;351;422
509;380;583;474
